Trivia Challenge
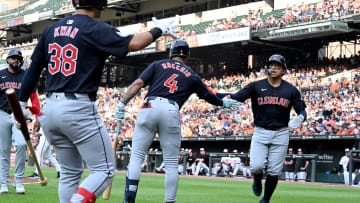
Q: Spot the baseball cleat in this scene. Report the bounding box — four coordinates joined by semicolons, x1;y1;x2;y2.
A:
28;172;39;179
252;182;262;196
56;172;60;178
0;185;8;194
15;183;25;194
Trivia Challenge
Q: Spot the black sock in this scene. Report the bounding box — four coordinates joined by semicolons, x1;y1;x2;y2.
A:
263;175;278;201
253;172;263;185
124;176;139;203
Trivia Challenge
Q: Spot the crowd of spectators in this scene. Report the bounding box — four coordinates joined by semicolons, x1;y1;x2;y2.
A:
179;0;360;37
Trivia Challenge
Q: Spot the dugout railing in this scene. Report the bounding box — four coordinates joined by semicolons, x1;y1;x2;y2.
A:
116;151;188;173
208;153;318;182
348;149;360;185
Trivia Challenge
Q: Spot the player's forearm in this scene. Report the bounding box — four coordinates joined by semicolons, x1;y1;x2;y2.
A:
202;92;223;106
121;79;145;104
29;92;41;115
19;62;43;102
216;93;230;99
127;28;162;52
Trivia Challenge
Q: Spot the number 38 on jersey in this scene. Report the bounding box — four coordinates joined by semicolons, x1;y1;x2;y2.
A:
48;43;78;76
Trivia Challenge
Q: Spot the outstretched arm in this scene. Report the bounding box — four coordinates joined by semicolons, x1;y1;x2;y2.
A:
114;79;144;121
121;79;145;105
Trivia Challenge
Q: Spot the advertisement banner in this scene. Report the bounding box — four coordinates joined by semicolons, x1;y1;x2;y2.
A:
188;27;250;48
24;12;39;24
39;10;53;20
0;17;23;29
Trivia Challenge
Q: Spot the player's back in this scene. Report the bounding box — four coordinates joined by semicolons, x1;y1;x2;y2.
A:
38;14;131;93
140;59;201;108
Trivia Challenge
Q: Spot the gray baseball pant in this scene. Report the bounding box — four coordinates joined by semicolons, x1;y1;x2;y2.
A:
0;111;26;186
127;97;181;202
34;128;61;174
38;93;115;203
250;127;289;176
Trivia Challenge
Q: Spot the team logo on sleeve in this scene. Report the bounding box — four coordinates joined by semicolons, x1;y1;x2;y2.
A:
116;31;128;38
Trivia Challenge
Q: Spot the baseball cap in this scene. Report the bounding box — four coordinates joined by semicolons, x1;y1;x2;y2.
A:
223;149;228;153
233;149;238;153
288;148;293;151
200;148;205;151
297;148;302;152
188;149;192;152
345;148;350;152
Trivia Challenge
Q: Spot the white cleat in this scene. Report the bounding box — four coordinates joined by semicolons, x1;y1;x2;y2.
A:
15;183;25;194
0;185;8;194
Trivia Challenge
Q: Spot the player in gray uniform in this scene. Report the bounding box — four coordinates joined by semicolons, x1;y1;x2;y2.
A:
18;0;179;202
115;39;237;203
217;54;306;203
28;119;61;179
0;49;39;194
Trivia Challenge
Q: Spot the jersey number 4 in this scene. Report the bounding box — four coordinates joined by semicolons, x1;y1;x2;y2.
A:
48;43;78;76
164;74;179;93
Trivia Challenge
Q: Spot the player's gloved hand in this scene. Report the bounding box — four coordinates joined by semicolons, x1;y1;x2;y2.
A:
288;114;304;129
115;102;126;121
222;96;239;108
152;17;179;38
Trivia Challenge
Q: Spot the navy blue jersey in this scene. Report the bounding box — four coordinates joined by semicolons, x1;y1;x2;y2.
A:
0;69;25;111
218;79;306;128
26;14;133;94
139;59;222;108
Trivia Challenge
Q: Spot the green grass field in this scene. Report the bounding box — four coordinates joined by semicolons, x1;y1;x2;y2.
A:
1;167;360;203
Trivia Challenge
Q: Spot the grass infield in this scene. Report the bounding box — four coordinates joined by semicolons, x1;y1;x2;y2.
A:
1;167;360;203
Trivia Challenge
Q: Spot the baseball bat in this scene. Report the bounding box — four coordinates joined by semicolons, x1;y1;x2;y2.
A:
6;88;48;186
103;121;121;200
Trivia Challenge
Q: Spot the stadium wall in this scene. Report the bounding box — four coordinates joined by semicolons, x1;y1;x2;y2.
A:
138;138;360;173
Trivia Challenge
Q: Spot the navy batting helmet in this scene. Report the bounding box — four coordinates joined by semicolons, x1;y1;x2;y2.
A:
7;49;24;68
267;54;286;69
170;39;190;58
72;0;107;10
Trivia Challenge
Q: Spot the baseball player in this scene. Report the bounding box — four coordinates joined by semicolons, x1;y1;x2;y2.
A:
230;150;243;177
0;49;40;194
295;148;309;182
217;149;232;176
114;39;237;203
241;153;252;178
338;148;350;184
217;54;307;203
18;0;179;202
185;149;196;175
28;119;61;179
284;148;295;181
194;147;210;176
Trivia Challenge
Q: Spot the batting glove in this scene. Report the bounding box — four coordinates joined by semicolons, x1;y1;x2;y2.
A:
288;114;304;129
152;17;179;38
115;102;126;121
222;96;239;108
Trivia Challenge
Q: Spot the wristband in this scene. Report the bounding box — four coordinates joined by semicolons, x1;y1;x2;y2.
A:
149;27;162;41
